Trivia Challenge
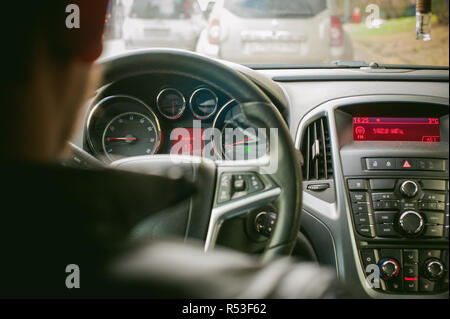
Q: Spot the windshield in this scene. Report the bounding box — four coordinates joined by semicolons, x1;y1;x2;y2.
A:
104;0;449;67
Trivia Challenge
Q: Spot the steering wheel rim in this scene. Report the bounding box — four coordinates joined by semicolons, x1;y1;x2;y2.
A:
97;49;302;262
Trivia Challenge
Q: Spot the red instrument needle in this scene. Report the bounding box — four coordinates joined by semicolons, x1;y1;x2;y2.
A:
224;137;254;149
106;137;136;140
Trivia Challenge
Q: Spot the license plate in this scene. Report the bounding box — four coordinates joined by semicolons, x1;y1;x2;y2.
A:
144;29;170;37
244;42;300;54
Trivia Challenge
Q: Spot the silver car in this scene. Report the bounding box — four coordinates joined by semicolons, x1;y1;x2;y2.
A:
123;0;206;50
196;0;353;64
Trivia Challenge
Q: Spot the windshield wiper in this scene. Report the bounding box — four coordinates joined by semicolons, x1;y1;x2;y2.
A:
245;61;369;70
332;61;369;68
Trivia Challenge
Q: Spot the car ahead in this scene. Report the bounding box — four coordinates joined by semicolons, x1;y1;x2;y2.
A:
196;0;353;64
123;0;206;50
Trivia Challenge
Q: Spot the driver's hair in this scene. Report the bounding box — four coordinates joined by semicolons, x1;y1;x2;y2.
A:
1;1;107;159
2;2;75;101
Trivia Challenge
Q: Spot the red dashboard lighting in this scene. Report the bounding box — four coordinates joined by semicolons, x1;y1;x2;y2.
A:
404;277;418;281
353;117;440;142
172;128;205;155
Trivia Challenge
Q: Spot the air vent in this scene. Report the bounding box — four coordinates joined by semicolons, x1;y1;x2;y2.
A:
301;117;333;181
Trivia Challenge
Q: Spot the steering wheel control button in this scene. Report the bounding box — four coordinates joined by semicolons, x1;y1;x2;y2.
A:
348;179;368;190
231;175;248;199
217;174;232;203
400;180;419;198
248;174;264;193
217;173;266;204
233;176;246;192
255;211;277;237
398;211;424;235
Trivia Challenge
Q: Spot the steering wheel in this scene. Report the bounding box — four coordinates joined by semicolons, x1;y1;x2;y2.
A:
69;49;302;262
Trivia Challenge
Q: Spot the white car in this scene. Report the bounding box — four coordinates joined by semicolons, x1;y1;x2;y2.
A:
123;0;206;50
196;0;353;64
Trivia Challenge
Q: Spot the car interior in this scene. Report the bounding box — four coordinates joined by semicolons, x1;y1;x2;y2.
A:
67;50;449;299
3;0;448;301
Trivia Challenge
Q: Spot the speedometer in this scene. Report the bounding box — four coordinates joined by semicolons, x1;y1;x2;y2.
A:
102;112;161;162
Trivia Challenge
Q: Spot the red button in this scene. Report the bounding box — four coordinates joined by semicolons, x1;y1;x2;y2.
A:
402;160;412;168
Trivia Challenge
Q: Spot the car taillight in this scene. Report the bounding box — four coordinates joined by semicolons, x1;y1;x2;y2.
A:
208;19;221;45
330;16;343;47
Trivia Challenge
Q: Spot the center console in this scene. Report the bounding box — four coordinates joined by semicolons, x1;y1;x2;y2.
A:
347;173;448;293
337;101;449;295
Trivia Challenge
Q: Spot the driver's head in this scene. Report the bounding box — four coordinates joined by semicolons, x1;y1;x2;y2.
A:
1;1;109;162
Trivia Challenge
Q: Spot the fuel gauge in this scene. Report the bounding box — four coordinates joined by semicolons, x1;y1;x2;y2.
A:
157;88;186;120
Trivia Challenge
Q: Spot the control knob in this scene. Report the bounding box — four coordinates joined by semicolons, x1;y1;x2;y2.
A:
398;210;424;235
400;180;419;198
423;259;446;280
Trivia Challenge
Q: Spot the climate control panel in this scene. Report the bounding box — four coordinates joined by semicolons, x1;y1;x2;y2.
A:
360;248;448;294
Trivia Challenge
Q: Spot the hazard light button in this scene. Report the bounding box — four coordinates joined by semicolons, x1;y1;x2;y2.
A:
396;158;417;170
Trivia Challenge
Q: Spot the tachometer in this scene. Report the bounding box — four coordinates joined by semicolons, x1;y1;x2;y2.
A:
102;112;161;162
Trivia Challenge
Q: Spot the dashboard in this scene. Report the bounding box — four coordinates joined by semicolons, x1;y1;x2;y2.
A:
80;62;449;299
85;73;269;163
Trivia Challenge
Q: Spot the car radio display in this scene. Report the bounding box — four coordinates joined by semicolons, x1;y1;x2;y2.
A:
353;117;440;142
